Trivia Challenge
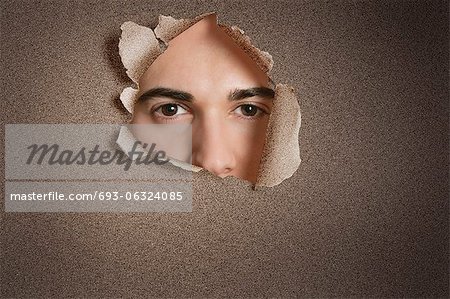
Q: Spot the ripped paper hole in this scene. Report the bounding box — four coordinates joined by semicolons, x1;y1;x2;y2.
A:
117;12;301;187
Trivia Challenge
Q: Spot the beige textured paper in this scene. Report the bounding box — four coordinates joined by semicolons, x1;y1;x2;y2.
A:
118;21;162;112
154;12;216;44
118;12;302;187
256;84;302;187
118;22;162;83
119;87;139;114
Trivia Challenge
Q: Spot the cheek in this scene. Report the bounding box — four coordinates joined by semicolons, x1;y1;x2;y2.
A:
228;117;269;169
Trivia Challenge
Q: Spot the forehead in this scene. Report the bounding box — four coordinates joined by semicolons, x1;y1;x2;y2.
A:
138;15;269;96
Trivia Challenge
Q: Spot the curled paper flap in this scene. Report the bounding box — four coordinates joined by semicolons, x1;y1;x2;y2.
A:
119;87;138;114
256;84;302;187
154;12;217;44
119;21;162;84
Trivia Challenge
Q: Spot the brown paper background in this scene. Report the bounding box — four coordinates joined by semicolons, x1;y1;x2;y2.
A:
1;0;448;297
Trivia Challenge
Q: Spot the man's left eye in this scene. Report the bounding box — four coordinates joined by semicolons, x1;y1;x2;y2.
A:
234;104;265;117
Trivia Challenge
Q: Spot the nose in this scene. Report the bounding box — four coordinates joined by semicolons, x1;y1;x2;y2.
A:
191;117;236;178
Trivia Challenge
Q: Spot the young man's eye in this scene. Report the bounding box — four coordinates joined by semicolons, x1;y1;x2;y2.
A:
234;104;267;118
154;103;189;117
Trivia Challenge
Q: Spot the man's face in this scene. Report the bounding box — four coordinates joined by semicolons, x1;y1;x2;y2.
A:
130;15;274;183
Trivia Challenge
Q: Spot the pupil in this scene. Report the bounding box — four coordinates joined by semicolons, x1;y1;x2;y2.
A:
242;105;257;116
161;104;177;116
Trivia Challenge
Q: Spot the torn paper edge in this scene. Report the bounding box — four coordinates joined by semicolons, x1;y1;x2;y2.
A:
256;84;302;187
154;12;216;44
117;12;301;187
118;21;162;84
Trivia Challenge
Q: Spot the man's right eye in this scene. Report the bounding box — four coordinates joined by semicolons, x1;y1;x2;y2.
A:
154;103;189;117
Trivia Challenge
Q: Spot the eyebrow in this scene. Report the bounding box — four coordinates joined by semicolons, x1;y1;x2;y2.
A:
138;87;193;102
229;87;275;101
137;86;275;103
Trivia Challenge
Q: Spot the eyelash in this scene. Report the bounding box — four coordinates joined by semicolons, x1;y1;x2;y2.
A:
151;103;191;122
233;104;269;121
150;102;269;122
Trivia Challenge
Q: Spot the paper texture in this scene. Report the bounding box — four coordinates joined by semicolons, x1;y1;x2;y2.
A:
256;84;302;187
